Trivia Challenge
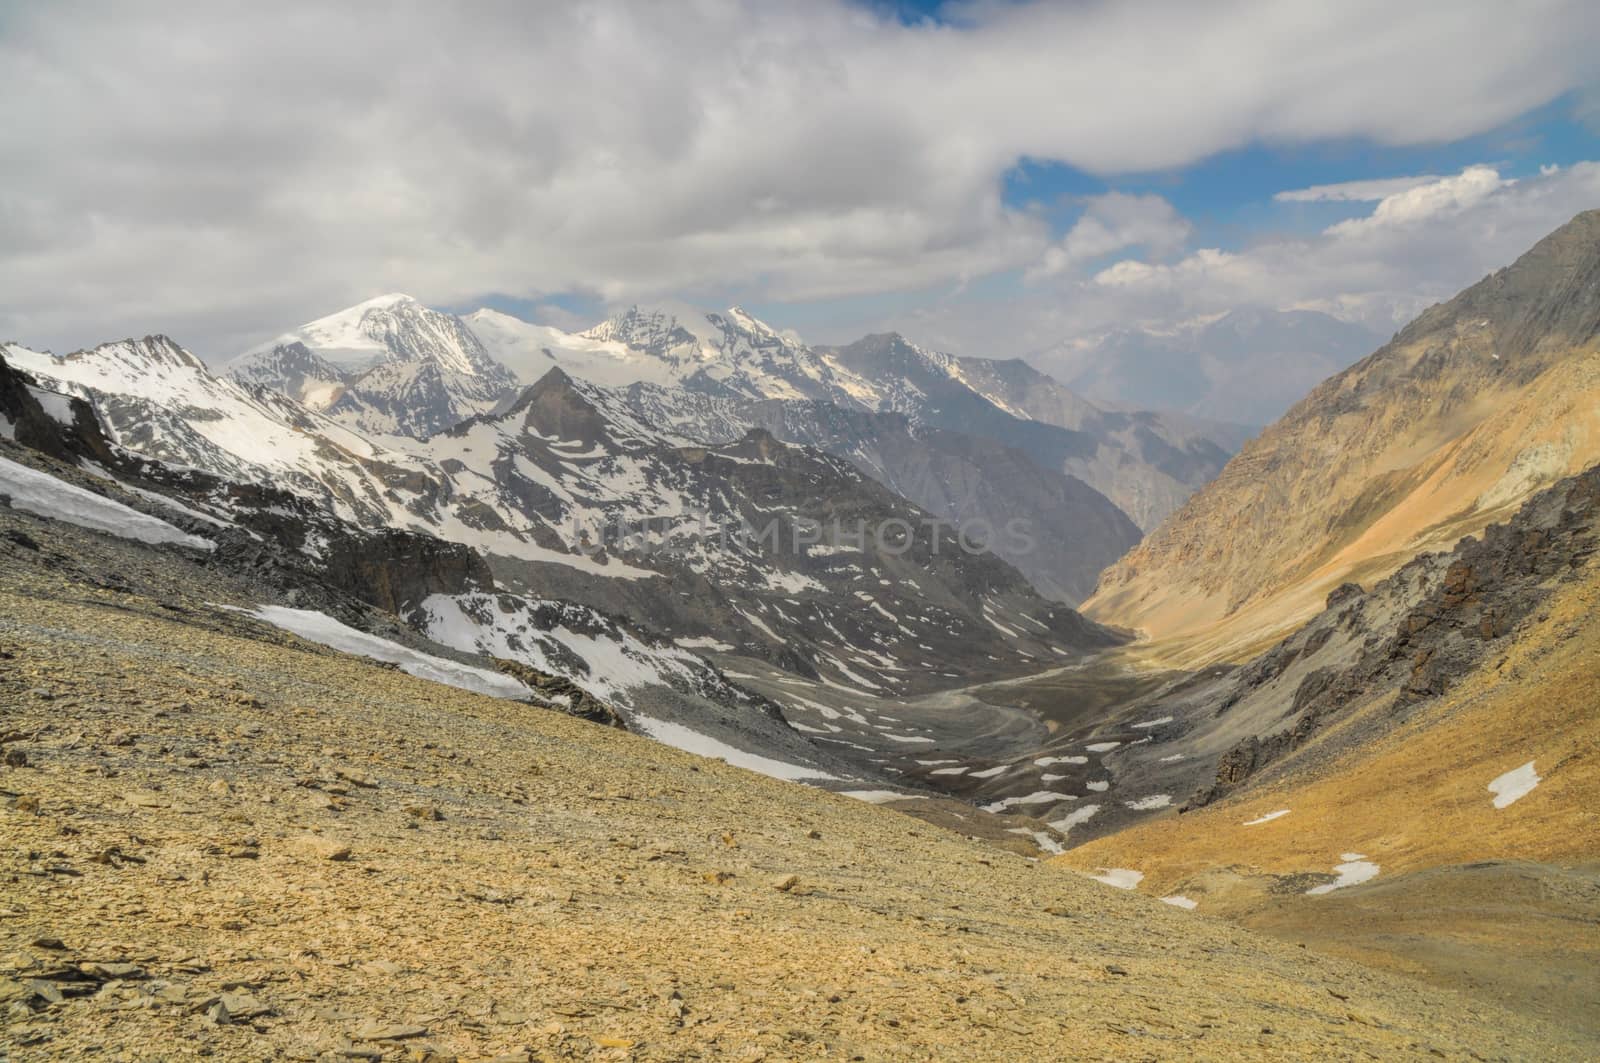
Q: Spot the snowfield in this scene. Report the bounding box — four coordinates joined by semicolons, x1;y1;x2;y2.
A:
1306;853;1381;895
631;717;840;783
0;454;214;551
238;605;534;701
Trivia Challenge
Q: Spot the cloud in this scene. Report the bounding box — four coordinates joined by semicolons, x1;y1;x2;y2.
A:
1088;163;1600;329
840;162;1600;363
0;1;1597;356
1027;193;1191;279
1325;165;1511;235
1274;175;1443;202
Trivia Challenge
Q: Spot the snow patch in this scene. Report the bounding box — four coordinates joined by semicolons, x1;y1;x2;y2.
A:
632;716;838;783
1243;809;1291;826
839;790;927;804
1306;854;1380;895
1047;804;1100;833
1089;868;1144;890
1487;760;1541;809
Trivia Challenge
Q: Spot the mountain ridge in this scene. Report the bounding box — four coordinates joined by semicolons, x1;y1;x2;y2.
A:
1088;209;1600;665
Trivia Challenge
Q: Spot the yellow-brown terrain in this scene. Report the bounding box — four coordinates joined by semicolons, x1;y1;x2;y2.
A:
2;501;1593;1060
1061;540;1600;1040
1088;210;1600;666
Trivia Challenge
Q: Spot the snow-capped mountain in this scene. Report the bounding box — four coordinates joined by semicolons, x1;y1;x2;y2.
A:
7;335;1117;694
229;294;520;437
469;304;1245;534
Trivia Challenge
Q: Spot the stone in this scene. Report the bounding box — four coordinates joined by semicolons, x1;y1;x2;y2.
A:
82;962;144;980
772;874;800;892
353;1021;428;1041
288;834;351;861
218;989;269;1019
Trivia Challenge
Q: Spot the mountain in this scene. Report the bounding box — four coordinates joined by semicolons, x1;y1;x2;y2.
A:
605;387;1141;603
828;333;1252;532
6;337;1118;698
470;303;1245;537
1038;308;1380;427
1052;461;1600;1036
229;294;520;437
420;369;1120;691
0;346;882;780
1088;211;1600;664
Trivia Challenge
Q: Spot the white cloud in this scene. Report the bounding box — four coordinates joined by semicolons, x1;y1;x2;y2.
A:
1326;165;1511;235
0;1;1596;356
1089;163;1600;330
1275;175;1443;202
1028;193;1191;279
844;162;1600;362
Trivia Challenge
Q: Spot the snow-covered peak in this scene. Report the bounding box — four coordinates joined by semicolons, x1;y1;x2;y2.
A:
580;306;713;361
721;305;780;340
235;294;504;380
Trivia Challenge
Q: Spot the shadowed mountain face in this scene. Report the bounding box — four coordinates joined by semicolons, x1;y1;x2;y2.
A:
600;385;1143;604
1089;210;1600;665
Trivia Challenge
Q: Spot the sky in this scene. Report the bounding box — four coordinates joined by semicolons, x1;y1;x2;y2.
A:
2;0;1598;369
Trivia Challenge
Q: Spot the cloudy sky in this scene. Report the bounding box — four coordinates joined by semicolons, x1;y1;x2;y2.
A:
3;0;1598;366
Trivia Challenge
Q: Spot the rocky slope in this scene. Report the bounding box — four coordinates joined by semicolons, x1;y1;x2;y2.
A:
1;529;1585;1060
1089;210;1600;664
1053;472;1600;1041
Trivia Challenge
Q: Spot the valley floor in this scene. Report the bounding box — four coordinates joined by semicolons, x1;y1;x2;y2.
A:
1;531;1591;1059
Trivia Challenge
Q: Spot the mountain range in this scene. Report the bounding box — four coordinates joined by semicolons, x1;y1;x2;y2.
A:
5;211;1600;1054
219;294;1250;603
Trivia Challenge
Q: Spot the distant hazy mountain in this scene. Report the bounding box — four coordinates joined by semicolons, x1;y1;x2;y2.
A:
1037;308;1381;427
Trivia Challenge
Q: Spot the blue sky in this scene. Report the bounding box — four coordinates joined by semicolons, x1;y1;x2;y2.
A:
1004;94;1599;250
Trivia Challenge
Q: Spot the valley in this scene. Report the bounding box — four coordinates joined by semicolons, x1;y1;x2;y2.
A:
4;212;1600;1059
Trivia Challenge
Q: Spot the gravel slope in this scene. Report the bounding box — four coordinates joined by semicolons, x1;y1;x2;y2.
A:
0;505;1589;1061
